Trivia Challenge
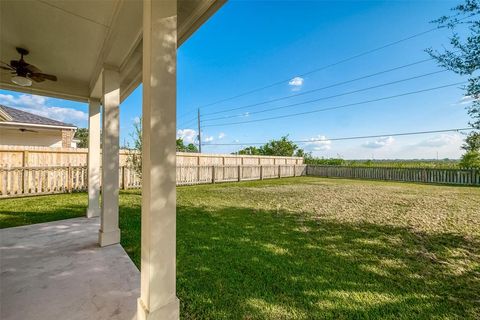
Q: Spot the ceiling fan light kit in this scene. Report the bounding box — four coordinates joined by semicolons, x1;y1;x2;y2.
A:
11;75;32;87
1;47;57;87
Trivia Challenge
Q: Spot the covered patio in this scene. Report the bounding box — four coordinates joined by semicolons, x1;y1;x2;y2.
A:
0;0;225;319
1;217;139;320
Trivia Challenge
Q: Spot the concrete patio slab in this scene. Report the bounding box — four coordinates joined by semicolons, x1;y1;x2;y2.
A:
0;217;139;320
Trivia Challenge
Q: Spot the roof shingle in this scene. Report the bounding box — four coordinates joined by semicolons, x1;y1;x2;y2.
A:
0;105;76;128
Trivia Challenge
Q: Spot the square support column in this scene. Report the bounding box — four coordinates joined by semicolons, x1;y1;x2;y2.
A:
137;0;179;319
87;98;101;218
99;68;121;247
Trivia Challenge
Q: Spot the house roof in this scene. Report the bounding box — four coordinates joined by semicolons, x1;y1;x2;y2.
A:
0;105;76;129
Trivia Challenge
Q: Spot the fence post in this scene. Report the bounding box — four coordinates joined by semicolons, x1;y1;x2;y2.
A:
21;151;28;194
67;164;72;193
197;156;201;183
278;165;281;178
22;167;28;195
293;164;296;177
260;165;263;180
238;165;241;182
212;165;216;184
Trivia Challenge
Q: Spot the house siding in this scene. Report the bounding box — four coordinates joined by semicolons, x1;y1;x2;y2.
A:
0;127;64;147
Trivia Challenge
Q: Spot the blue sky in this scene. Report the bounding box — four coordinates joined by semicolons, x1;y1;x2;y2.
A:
0;0;474;159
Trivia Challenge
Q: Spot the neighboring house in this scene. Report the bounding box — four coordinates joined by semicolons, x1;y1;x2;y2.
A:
0;105;77;148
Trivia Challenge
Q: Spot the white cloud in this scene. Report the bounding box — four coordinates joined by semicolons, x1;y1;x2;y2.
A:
289;76;304;87
299;133;464;160
176;128;214;144
416;134;462;148
218;132;226;139
454;95;479;106
177;128;197;144
362;136;394;149
304;135;332;151
0;93;88;125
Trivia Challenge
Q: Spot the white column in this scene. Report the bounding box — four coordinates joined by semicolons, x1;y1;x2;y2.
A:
99;68;121;247
137;0;179;319
86;98;101;218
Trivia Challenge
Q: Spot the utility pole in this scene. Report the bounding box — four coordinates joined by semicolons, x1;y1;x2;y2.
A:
197;108;202;153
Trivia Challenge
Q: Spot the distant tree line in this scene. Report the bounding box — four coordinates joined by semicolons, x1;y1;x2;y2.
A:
176;138;198;152
235;136;306;157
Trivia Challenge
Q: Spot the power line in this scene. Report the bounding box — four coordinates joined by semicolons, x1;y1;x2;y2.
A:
181;58;435;127
203;81;466;128
178;116;197;128
202;58;436;118
196;25;445;110
204;128;473;146
202;69;447;122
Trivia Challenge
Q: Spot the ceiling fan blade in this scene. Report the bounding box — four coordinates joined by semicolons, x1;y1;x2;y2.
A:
25;63;41;74
31;73;57;82
0;61;14;70
29;74;46;82
12;128;38;132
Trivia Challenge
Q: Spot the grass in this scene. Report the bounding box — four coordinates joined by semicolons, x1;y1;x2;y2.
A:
1;177;479;319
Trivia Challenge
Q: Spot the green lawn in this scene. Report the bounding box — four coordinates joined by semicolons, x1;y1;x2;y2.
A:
1;177;479;319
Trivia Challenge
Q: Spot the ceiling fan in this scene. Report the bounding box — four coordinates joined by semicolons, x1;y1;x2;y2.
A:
1;47;57;87
5;127;38;133
19;128;38;133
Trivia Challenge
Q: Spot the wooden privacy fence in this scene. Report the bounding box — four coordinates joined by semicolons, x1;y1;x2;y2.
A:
0;166;89;197
0;146;303;167
306;165;480;186
0;164;307;197
2;164;478;197
176;164;307;186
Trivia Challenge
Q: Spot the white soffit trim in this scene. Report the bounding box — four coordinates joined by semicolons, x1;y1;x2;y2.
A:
0;121;77;130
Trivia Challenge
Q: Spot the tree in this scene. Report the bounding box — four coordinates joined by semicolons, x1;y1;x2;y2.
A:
235;136;305;157
126;120;142;178
459;150;480;168
462;131;480;151
261;136;300;156
427;0;479;129
74;128;88;148
427;0;480;164
176;138;198;152
237;146;262;155
427;0;480;168
294;148;306;158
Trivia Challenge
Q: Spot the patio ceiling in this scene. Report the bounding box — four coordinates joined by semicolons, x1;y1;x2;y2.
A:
0;0;225;102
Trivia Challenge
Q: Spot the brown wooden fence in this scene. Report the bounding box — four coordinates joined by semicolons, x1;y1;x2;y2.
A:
0;164;307;197
176;165;307;186
2;164;477;198
0;146;303;167
306;165;480;186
